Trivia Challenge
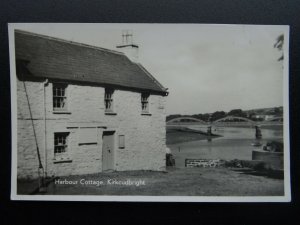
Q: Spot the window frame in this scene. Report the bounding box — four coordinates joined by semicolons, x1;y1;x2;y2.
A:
118;135;125;149
104;88;115;114
54;132;71;161
53;83;68;112
141;92;150;114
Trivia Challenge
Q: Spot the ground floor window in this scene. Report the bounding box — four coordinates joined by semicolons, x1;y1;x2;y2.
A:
54;132;69;158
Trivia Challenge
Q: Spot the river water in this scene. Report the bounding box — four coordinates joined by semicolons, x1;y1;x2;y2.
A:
167;126;283;168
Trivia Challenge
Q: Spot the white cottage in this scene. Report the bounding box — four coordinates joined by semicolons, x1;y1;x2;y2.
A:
15;30;168;179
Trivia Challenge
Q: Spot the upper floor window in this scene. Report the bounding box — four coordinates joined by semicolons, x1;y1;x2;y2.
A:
105;88;114;113
141;93;150;113
53;84;67;111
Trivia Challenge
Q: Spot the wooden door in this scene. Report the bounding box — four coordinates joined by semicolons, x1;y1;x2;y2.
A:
102;131;115;171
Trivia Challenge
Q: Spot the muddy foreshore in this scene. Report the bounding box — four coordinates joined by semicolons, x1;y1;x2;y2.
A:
166;126;221;145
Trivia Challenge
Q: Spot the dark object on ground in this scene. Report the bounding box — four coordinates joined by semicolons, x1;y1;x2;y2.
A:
263;140;283;152
166;153;175;166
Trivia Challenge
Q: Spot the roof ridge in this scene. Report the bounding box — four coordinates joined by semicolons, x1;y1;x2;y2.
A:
15;29;125;56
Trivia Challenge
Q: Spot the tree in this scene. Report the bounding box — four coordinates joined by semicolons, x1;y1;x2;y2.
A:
211;111;226;121
274;107;283;116
228;109;246;117
274;34;284;61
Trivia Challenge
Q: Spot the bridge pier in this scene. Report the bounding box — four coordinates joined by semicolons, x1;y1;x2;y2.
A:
207;126;212;136
255;125;262;139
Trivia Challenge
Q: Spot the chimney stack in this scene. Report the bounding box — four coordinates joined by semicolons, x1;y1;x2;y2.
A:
116;30;139;63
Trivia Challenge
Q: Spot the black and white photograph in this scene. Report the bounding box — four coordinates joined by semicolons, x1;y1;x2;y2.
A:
9;23;290;201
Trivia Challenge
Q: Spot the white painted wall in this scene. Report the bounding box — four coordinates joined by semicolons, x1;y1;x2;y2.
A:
17;79;167;179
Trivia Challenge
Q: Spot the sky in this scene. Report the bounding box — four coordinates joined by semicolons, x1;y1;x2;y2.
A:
11;23;288;115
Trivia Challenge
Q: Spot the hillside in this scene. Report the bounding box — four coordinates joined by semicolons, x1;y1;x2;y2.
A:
167;106;283;122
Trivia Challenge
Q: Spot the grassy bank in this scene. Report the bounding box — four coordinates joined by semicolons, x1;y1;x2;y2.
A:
17;167;284;196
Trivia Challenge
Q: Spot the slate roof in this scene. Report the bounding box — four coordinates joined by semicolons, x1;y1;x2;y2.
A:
15;30;168;94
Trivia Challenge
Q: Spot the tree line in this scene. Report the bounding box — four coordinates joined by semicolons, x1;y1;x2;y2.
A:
166;107;283;122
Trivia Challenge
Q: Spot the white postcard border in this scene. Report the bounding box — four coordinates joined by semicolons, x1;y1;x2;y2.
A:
9;23;291;202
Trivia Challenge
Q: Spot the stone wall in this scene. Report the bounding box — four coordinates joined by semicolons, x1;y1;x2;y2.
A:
252;150;283;170
17;79;167;179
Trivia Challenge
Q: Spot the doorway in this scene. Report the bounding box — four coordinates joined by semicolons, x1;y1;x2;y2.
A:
102;131;115;171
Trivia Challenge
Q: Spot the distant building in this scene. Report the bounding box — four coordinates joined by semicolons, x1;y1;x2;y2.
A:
252;114;277;121
248;106;284;121
15;30;168;179
264;115;276;121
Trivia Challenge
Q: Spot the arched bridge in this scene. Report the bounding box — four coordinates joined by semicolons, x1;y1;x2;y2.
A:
167;116;283;127
166;117;207;124
213;116;256;125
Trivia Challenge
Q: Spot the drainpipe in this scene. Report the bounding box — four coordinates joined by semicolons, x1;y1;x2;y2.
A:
43;79;49;178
